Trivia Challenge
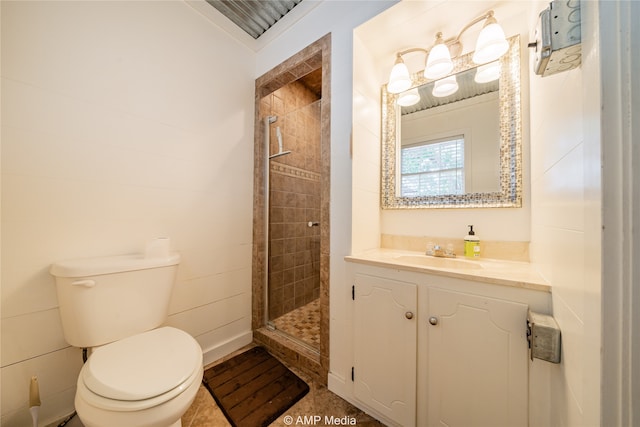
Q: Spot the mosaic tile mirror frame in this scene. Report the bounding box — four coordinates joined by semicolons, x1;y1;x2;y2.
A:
381;35;523;209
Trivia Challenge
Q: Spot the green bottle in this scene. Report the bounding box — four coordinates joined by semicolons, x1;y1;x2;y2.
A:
464;225;480;258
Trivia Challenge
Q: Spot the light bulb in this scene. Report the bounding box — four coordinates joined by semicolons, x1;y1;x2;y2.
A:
432;75;459;98
388;57;412;94
424;34;453;80
474;61;500;83
397;88;420;106
473;19;509;64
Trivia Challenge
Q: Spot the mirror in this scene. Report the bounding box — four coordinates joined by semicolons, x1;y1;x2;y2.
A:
381;35;522;209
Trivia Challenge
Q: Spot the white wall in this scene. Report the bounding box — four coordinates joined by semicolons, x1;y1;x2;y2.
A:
528;0;601;425
0;1;255;425
253;0;398;395
352;32;384;254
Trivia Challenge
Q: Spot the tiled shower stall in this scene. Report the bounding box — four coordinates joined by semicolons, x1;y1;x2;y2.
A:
260;79;322;322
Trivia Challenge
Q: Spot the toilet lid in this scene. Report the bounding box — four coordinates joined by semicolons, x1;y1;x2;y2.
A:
82;327;201;401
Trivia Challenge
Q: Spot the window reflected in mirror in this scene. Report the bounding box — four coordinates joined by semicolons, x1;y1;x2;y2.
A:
400;135;465;197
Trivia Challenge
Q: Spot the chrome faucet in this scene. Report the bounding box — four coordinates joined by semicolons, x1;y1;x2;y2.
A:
426;242;456;258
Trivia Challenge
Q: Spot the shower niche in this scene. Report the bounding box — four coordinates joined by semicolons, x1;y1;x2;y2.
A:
252;34;330;383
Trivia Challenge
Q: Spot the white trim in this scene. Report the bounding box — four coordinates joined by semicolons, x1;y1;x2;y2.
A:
201;331;253;368
327;372;398;427
631;2;640;423
600;0;640;425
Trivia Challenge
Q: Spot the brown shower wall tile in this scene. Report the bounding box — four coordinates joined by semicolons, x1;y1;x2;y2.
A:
264;80;322;320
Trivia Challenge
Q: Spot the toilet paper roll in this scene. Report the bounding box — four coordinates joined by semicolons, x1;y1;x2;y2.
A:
145;237;171;259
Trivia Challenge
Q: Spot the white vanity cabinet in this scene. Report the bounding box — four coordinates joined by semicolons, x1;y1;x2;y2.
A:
343;255;551;427
426;287;528;427
352;273;417;427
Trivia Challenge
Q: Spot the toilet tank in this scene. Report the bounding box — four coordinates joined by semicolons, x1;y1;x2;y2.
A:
50;253;181;348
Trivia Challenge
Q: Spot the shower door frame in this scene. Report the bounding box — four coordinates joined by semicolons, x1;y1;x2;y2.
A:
251;34;331;382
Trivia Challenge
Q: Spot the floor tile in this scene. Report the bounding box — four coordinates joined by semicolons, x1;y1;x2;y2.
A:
52;343;384;427
272;299;320;349
184;345;386;427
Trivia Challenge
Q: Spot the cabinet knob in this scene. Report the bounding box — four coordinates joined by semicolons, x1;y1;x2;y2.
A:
405;311;414;319
428;316;439;325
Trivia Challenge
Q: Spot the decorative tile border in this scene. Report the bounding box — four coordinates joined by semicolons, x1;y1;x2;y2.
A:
271;161;321;182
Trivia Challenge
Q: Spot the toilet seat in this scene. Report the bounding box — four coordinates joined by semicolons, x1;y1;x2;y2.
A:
79;327;202;412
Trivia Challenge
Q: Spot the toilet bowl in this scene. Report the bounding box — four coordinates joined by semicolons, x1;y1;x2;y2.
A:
50;249;202;427
74;327;203;427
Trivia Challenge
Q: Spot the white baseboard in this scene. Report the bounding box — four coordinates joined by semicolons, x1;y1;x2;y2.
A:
328;371;348;397
201;331;253;367
328;371;397;427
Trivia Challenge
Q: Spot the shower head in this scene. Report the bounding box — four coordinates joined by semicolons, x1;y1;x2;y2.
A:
269;150;291;159
268;126;291;159
266;115;277;124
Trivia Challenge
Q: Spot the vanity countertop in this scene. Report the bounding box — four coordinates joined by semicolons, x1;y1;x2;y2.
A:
345;248;550;292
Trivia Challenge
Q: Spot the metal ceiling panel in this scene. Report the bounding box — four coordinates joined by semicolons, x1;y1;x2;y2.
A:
401;68;499;115
206;0;303;39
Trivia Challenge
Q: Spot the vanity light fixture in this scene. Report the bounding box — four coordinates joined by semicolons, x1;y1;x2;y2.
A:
397;88;420;106
386;10;509;92
387;54;412;94
472;13;509;64
424;32;453;80
474;60;501;83
432;75;459;98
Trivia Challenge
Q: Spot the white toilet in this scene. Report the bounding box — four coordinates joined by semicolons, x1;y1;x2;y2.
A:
50;252;203;427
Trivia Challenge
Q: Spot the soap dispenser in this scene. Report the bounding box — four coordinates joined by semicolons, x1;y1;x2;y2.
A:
464;225;480;258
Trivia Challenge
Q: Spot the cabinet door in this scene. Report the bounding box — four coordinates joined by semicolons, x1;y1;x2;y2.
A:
427;287;528;427
353;274;417;426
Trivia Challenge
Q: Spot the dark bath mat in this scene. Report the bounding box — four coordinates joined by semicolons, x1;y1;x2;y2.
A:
202;346;310;427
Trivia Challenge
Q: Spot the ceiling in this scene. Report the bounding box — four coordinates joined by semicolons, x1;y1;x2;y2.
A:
205;0;304;39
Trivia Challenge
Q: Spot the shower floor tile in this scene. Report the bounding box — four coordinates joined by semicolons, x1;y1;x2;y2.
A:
272;298;320;349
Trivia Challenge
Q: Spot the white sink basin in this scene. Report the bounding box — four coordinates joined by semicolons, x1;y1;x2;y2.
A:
394;255;483;270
